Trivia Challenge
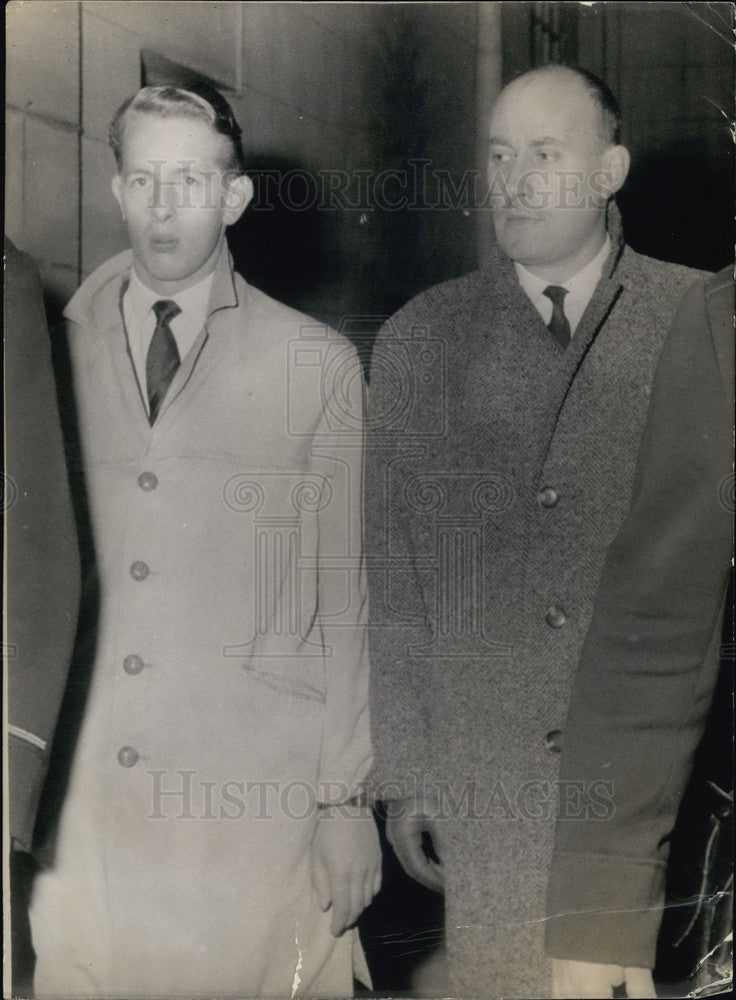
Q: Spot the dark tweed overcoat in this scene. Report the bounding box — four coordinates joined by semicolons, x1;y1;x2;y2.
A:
365;206;705;998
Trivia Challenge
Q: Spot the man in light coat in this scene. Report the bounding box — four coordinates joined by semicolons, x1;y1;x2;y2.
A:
28;83;380;999
366;64;707;998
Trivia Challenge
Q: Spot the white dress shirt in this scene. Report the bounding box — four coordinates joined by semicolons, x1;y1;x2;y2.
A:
122;267;215;413
514;234;612;336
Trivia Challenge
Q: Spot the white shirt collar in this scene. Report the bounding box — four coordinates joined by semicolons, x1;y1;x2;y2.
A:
514;234;612;336
126;267;215;343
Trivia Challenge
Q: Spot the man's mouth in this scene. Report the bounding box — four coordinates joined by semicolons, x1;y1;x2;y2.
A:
499;210;540;221
150;237;178;251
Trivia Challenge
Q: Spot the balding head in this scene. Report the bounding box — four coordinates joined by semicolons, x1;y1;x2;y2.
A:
503;65;622;148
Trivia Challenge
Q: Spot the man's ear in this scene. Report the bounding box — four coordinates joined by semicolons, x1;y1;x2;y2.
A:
600;144;631;196
222;173;254;225
111;174;126;220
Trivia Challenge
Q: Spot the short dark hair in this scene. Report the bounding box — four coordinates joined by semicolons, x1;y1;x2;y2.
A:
517;64;622;146
109;83;246;173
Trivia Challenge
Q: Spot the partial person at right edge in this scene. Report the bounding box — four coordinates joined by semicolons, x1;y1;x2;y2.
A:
546;266;735;999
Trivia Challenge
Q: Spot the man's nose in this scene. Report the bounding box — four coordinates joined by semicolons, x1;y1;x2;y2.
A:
489;156;521;210
496;156;536;209
504;156;525;193
150;181;177;219
513;157;550;210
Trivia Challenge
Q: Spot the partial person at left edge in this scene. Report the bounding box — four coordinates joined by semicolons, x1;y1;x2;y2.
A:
4;238;82;993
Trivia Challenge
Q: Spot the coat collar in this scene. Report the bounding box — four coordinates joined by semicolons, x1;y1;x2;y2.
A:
64;236;241;331
532;201;638;474
470;199;640;475
64;237;244;436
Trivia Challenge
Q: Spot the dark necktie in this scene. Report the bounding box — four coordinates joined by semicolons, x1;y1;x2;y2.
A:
146;299;181;425
542;285;571;349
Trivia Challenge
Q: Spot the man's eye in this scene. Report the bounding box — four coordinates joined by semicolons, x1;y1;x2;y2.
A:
490;150;511;164
536;150;558;162
184;176;199;186
130;176;149;188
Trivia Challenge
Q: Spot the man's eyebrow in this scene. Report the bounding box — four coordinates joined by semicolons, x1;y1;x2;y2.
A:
123;162;204;177
488;136;564;146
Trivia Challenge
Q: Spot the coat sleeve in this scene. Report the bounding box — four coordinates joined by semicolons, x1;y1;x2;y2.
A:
364;312;435;800
307;338;372;803
5;241;81;850
545;268;734;968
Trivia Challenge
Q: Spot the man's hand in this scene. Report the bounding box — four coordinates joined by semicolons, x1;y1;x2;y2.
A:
311;805;382;936
552;959;656;999
385;796;444;893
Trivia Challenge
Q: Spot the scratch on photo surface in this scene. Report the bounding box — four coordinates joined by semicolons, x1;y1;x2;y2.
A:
680;2;735;45
458;901;687;930
701;96;736;143
290;919;304;998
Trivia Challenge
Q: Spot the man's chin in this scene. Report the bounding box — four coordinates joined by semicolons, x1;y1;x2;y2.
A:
494;229;548;266
141;258;191;283
131;257;200;294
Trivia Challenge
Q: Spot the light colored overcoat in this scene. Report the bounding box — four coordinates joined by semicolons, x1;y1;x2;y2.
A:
30;242;370;998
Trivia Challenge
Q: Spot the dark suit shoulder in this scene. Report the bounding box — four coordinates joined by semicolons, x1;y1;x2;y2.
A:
668;266;734;398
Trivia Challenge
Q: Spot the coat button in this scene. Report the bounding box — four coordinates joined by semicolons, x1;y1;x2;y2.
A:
117;746;139;768
545;605;567;628
537;486;559;508
138;471;158;491
130;561;149;581
545;729;563;753
123;654;144;675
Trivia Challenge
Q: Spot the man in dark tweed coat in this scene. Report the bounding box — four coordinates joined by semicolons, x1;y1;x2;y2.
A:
365;65;707;998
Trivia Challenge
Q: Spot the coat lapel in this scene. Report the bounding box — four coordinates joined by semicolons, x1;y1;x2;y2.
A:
83;279;152;448
153;241;241;428
460;250;567;482
65;244;245;445
532;203;628;473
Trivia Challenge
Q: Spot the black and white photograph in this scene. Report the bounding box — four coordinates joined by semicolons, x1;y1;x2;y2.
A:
3;2;734;998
